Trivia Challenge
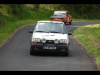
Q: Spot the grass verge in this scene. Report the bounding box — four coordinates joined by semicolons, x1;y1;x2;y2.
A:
73;23;100;70
72;18;100;21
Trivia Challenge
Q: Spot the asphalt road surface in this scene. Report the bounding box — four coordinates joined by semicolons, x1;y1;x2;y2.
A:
0;21;99;71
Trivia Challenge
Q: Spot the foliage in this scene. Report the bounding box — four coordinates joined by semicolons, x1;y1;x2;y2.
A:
0;4;100;19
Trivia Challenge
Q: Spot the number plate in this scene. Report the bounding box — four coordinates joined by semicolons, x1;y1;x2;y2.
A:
43;46;56;50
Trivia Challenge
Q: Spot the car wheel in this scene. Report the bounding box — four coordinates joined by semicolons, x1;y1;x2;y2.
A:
64;52;69;56
64;20;68;25
64;48;69;56
69;20;72;25
30;47;36;55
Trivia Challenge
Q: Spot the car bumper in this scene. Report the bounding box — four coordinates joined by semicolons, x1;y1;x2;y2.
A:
30;43;69;53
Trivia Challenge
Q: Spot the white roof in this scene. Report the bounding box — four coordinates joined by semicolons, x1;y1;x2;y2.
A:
37;20;64;23
54;12;66;13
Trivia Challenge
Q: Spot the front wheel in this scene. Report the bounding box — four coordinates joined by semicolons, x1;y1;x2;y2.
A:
64;20;68;25
64;48;69;56
64;52;69;56
69;20;72;25
30;47;36;55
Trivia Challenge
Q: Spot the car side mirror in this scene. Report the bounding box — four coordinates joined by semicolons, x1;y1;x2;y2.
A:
29;30;33;33
68;32;72;35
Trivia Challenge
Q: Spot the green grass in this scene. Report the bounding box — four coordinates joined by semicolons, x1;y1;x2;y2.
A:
73;24;100;70
72;18;100;21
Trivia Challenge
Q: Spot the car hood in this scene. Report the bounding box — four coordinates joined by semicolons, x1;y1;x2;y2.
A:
32;32;68;40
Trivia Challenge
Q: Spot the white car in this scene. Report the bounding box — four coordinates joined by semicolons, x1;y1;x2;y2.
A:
29;21;72;56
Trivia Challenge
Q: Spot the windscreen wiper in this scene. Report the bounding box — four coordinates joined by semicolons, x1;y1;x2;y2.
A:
49;31;65;34
49;31;61;33
35;31;46;32
35;31;49;33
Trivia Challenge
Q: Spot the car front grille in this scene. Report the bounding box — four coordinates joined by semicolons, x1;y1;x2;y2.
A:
37;40;63;44
46;40;54;44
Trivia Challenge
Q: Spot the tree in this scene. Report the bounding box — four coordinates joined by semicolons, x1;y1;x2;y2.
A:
7;4;23;14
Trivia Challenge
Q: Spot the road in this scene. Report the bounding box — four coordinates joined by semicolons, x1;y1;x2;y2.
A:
0;21;99;71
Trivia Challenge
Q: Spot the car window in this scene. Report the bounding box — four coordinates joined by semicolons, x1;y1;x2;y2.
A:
34;22;67;34
53;12;66;16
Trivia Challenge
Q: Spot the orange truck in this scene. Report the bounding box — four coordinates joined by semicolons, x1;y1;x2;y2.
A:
50;11;72;25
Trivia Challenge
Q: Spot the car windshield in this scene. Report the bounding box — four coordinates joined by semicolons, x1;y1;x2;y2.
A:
34;22;67;34
53;12;66;16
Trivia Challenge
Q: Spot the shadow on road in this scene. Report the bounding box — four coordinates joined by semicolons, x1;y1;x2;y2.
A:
30;52;68;57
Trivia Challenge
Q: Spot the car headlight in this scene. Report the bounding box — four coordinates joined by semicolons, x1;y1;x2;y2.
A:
32;38;41;43
60;39;68;45
54;39;59;44
41;38;46;43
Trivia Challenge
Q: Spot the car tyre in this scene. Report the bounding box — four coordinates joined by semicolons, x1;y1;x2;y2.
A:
64;52;69;56
30;47;36;55
69;20;72;25
64;20;68;25
64;48;69;56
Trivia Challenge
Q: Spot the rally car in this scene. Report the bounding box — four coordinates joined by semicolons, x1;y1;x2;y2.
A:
29;21;72;56
50;11;72;25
